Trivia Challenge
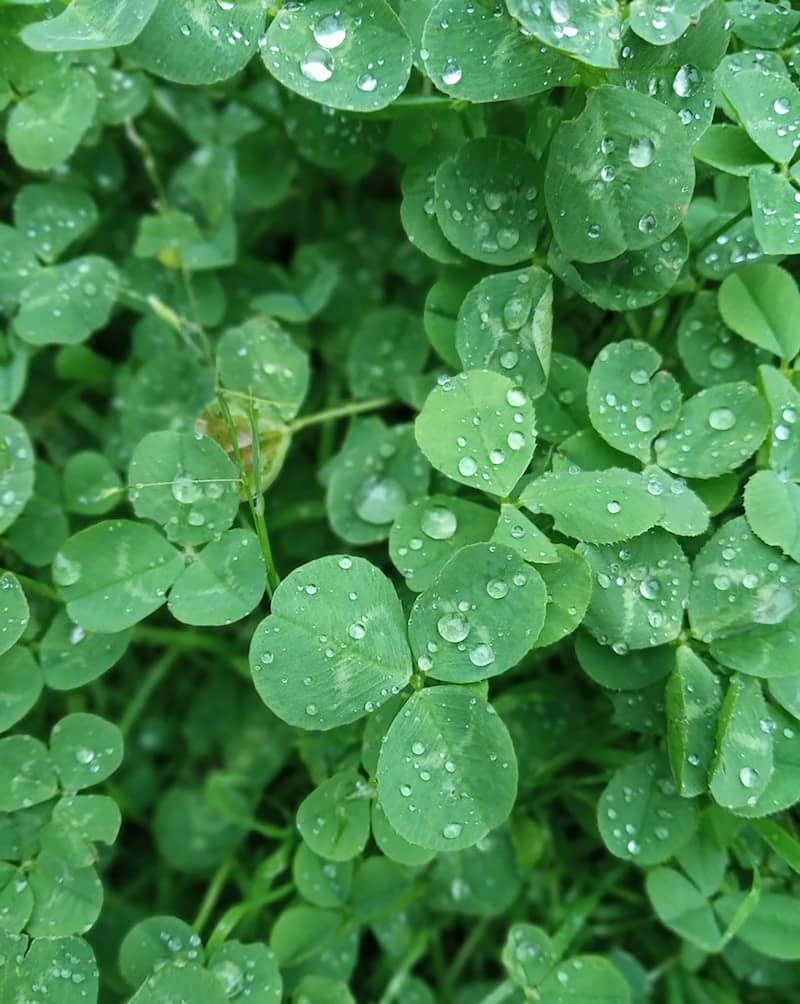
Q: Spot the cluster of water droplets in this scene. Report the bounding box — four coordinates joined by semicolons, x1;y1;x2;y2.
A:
177;0;250;47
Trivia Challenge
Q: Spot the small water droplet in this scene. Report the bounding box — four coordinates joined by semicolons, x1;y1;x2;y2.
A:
628;136;655;168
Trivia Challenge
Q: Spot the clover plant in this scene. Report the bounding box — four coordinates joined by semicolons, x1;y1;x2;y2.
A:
1;0;800;1001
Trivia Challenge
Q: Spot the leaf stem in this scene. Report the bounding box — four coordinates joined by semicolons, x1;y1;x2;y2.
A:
290;396;394;433
119;650;179;736
193;857;234;934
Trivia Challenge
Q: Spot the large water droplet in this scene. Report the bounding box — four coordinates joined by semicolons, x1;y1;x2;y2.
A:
357;72;378;93
437;612;470;643
442;58;463;86
739;766;760;788
353;475;407;524
628;136;655;168
442;822;463;839
458;456;478;478
672;64;702;98
468;643;495;667
774;96;791;115
300;48;334;82
313;13;346;49
486;578;509;599
172;475;202;504
421;505;458;540
708;407;736;431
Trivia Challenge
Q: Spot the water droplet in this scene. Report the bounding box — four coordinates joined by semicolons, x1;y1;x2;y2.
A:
635;414;653;432
53;553;82;587
639;578;660;599
305;703;318;716
338;556;353;569
313;13;346;49
638;212;657;234
708;407;735;431
499;350;519;369
300;48;334;82
672;64;702;98
348;622;366;640
421;505;458;540
75;747;95;764
607;500;622;514
442;822;463;839
486;578;509;599
588;223;601;239
739;766;760;788
442;58;462;86
709;346;734;370
628;136;655;168
458;456;478;478
172;475;202;504
179;23;192;37
774;96;791;115
357;72;377;93
437;612;470;643
468;643;495;667
354;475;407;524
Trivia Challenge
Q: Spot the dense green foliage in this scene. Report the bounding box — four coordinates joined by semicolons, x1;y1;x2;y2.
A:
2;0;800;1001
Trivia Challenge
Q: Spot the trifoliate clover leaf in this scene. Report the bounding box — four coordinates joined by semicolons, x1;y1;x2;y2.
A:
12;183;98;265
579;528;689;651
653;381;768;479
53;520;183;633
587;340;681;461
261;0;412;112
249;555;412;731
15;935;100;1003
376;685;518;851
520;468;663;544
545;86;694;264
408;542;547;682
415;371;536;497
455;267;552;401
721;69;800;164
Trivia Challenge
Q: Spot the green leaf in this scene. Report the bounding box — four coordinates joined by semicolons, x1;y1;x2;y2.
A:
0;415;35;534
575;631;673;690
579;528;689;651
491;504;558;563
587;340;681;461
415;371;536;497
689;516;800;646
62;451;121;516
721;69;800;164
731;705;800;818
694;124;772;177
40;611;129;691
130;963;228;1004
536;353;589;443
535;544;592;647
6;67;97;171
0;646;41;733
120;916;203;987
217;317;310;421
502;924;558;989
21;0;159;50
455;267;552;401
715;893;800;960
744;469;800;562
654;381;768;478
27;851;103;937
12;183;98;264
759;365;800;482
677;291;768;389
718;264;800;358
434;137;544;265
377;686;517;851
53;519;183;633
208;941;282;1004
749;170;800;255
347;307;428;399
597;749;697;864
16;936;99;1003
408;542;547;681
0;573;28;656
520;468;663;544
389;495;497;593
168;529;265;626
507;0;622;67
422;0;575;100
250;555;412;730
261;0;412;111
428;827;520;917
370;800;435;867
41;794;121;867
549;228;690;312
645;867;722;951
629;0;713;45
128;430;241;546
709;675;773;810
538;956;632;1003
545;86;694;263
400;145;467;266
50;713;123;790
642;466;710;538
0;734;57;811
14;255;118;348
297;768;371;861
769;676;800;719
124;0;264;85
666;647;723;797
293;843;353;907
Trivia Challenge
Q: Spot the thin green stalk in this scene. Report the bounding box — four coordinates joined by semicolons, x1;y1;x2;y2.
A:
119;650;178;736
290;395;394;433
441;918;491;1000
205;882;294;954
193;858;234;934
